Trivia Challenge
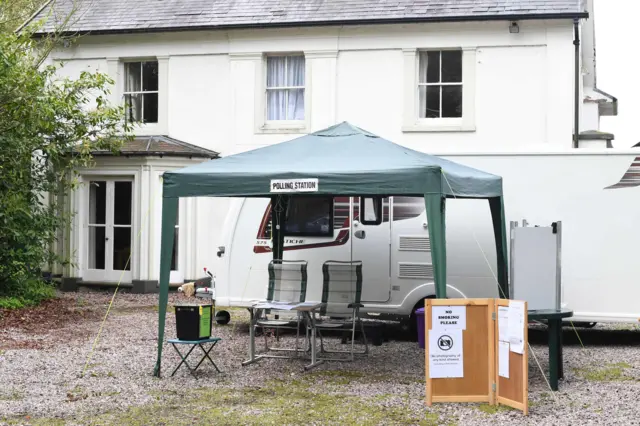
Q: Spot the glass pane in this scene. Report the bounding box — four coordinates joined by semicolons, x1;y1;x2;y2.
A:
363;198;378;222
88;226;105;269
442;85;463;118
426;51;440;83
267;56;286;88
124;62;141;92
419;86;440;118
89;181;106;224
171;227;179;271
418;52;428;83
286;89;304;120
125;94;142;122
113;227;131;271
441;51;462;83
142;61;159;91
113;181;132;225
143;93;158;123
287;56;305;86
267;89;286;120
285;197;332;236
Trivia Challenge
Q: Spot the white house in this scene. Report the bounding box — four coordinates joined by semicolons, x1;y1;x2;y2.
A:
28;0;616;292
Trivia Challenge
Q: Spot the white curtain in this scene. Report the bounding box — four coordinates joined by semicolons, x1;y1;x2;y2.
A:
124;63;142;121
418;52;429;118
267;55;305;120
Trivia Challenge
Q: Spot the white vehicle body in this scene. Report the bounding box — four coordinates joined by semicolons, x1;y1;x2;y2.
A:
215;151;640;324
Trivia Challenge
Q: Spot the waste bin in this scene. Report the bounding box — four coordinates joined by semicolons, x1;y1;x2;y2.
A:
174;303;212;341
415;307;426;349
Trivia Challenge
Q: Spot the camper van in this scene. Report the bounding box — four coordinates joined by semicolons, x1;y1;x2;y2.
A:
214;151;640;326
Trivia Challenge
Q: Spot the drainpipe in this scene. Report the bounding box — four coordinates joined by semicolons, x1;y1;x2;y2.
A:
573;18;580;149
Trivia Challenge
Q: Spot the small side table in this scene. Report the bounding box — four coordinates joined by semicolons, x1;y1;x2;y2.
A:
168;337;222;378
528;309;574;391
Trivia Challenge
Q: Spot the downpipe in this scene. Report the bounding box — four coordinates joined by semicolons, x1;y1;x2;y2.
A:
573;18;580;149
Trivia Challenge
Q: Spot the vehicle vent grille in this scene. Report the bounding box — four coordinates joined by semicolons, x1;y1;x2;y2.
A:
398;263;433;279
399;236;430;251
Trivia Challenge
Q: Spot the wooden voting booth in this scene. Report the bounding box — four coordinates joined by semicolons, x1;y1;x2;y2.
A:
425;299;528;415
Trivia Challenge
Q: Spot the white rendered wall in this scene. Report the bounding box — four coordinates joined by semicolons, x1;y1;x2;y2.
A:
51;19;582;280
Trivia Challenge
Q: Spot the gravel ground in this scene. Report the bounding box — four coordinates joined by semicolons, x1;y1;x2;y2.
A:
0;291;639;425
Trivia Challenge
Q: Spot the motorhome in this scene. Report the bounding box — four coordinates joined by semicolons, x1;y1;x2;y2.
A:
215;150;640;326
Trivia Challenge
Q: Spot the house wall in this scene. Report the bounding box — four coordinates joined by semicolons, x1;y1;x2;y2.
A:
50;19;581;283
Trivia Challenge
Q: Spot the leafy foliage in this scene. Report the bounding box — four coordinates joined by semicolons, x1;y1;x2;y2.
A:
0;24;133;304
0;0;44;33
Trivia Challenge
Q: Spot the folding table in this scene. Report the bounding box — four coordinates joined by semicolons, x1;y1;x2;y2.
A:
168;337;222;378
237;301;325;370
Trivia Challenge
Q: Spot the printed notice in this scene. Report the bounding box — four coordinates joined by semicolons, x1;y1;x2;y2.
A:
428;329;464;378
432;306;467;331
508;300;526;354
498;306;509;342
270;178;319;193
498;341;510;378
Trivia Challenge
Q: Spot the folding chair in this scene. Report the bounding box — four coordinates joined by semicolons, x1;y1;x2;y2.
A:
315;260;369;361
255;259;308;356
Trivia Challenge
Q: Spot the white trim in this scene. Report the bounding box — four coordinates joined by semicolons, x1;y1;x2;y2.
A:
402;47;476;133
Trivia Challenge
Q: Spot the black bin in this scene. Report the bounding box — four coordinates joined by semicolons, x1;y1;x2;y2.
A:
174;304;212;341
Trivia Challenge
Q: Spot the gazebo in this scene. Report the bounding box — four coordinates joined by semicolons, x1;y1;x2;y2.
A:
154;122;508;376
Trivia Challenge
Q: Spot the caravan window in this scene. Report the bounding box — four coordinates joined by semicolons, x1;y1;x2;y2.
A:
360;197;383;225
284;197;333;237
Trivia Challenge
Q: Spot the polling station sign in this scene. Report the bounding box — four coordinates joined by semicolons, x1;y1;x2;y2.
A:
431;306;467;330
270;178;319;193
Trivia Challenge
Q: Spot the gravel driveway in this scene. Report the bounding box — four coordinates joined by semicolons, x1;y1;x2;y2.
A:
1;291;639;425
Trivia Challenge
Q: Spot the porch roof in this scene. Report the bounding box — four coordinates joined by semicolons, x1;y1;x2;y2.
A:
91;135;219;159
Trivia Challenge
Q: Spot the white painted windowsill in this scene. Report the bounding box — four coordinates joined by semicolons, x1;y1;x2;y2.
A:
402;123;476;133
255;121;308;135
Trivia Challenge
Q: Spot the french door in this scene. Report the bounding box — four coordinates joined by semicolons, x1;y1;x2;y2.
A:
85;178;134;282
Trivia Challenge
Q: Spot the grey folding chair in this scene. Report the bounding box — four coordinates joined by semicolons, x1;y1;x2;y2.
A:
256;259;308;356
315;260;369;361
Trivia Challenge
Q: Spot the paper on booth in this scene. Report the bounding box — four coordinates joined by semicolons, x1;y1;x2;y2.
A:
431;306;467;331
508;301;525;354
498;341;510;378
429;329;464;378
498;306;509;342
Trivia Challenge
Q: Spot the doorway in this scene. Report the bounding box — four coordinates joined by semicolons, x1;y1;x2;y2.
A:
84;178;134;282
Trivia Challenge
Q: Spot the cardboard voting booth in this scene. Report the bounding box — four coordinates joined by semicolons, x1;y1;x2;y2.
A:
425;298;529;415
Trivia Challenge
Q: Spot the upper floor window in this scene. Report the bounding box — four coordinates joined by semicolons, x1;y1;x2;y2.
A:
124;61;158;123
266;55;305;121
418;51;462;119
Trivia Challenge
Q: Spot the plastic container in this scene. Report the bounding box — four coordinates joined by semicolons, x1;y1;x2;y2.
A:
415;307;426;349
174;303;212;341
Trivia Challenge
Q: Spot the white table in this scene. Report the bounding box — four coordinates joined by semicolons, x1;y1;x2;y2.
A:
235;301;325;370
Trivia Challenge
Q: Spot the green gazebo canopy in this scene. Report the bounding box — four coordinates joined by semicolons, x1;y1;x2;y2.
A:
154;122;508;376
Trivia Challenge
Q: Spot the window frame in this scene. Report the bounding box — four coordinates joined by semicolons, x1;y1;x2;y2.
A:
265;54;306;123
283;196;335;238
417;50;463;120
123;60;160;124
402;48;476;133
253;52;312;134
359;197;383;226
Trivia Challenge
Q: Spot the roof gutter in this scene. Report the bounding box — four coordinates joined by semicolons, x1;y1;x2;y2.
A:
90;151;219;159
32;11;589;37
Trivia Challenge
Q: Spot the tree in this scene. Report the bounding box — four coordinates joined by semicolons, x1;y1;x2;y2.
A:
0;23;132;306
0;0;43;33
